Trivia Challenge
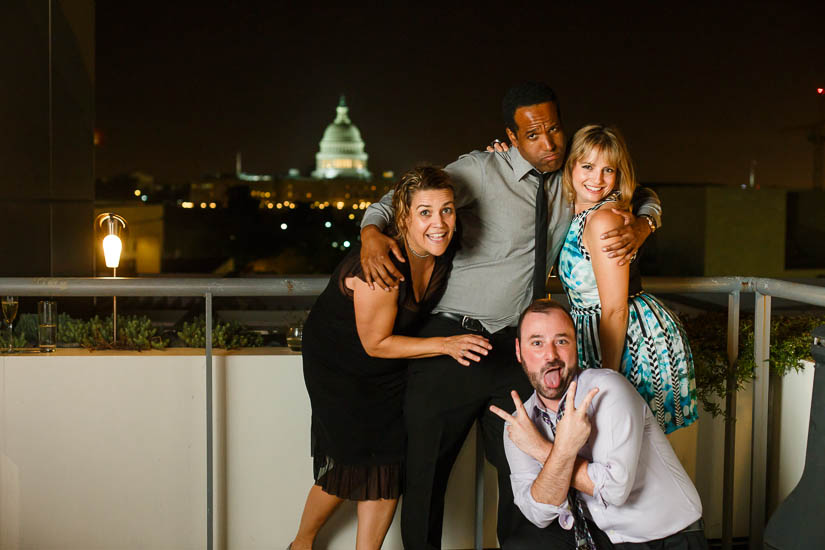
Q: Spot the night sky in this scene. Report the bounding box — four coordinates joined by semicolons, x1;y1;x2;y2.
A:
96;2;825;190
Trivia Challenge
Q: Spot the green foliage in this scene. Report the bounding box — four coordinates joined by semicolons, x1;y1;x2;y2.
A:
78;315;168;351
116;315;168;350
16;313;39;344
58;313;85;346
738;315;820;376
177;315;263;349
0;325;28;349
682;312;823;418
78;315;114;348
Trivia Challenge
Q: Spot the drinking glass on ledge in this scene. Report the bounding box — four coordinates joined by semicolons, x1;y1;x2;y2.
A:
287;325;303;352
2;296;18;353
38;300;57;353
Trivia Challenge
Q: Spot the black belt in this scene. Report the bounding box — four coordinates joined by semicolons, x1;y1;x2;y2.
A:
680;518;704;533
436;312;488;333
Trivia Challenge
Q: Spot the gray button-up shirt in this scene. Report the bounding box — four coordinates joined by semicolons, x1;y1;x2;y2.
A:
505;369;702;544
361;147;662;333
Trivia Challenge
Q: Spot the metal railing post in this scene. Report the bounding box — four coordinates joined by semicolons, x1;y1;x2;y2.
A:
722;290;740;550
474;423;484;550
206;292;213;550
751;291;771;549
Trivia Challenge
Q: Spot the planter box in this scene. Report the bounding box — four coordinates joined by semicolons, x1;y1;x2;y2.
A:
0;350;485;550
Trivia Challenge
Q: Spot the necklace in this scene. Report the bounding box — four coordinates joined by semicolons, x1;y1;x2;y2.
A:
406;239;431;259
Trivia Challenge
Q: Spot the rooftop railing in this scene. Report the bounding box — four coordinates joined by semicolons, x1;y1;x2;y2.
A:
1;275;824;550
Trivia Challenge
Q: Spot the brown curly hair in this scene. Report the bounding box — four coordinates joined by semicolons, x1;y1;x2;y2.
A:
390;165;455;240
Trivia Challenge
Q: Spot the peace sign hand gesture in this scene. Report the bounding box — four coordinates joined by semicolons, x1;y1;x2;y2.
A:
490;390;552;463
553;381;599;459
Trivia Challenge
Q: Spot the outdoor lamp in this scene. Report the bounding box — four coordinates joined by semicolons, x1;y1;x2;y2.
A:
96;213;127;270
95;212;127;344
102;234;122;268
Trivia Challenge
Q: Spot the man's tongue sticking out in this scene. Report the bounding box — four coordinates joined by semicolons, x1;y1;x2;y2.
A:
544;367;561;389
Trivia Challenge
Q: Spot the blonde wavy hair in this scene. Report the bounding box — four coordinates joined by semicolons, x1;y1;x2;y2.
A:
562;124;636;210
390;165;455;240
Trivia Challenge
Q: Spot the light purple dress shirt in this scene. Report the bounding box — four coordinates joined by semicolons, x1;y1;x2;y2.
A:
503;368;702;544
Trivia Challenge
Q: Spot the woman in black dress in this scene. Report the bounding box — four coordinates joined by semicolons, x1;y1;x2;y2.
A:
289;166;491;550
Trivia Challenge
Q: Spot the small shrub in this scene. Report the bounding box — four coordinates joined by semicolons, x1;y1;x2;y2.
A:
0;326;28;349
15;313;39;345
58;313;85;346
682;312;824;417
177;315;263;349
79;315;167;351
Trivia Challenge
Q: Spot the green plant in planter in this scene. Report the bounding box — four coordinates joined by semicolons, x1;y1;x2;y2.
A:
0;323;28;348
177;317;206;347
177;315;263;349
682;312;823;417
58;313;85;346
117;315;168;350
79;315;114;348
12;313;38;346
738;315;821;376
79;315;167;351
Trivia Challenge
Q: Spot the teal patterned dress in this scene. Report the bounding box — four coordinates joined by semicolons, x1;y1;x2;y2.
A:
559;193;698;434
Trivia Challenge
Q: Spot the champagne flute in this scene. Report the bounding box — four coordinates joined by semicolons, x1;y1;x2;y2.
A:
286;324;303;352
2;296;18;353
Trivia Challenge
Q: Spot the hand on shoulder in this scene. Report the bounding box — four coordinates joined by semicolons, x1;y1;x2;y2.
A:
584;207;628;249
586;207;628;235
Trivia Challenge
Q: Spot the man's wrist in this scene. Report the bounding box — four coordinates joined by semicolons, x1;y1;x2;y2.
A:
639;214;656;235
361;224;381;237
536;439;553;463
550;439;580;462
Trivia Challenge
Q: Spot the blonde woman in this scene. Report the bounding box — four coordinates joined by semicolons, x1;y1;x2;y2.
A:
558;124;697;434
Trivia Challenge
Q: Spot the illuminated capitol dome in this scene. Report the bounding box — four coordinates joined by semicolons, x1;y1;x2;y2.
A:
312;96;371;180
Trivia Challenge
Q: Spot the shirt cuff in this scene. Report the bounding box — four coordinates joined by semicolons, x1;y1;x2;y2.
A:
525;487;575;530
360;211;388;230
587;462;610;508
636;207;661;230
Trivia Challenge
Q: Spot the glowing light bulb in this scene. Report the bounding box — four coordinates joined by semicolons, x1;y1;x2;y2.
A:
102;234;122;268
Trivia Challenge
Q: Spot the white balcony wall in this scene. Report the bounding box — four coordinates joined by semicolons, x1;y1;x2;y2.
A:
0;352;816;549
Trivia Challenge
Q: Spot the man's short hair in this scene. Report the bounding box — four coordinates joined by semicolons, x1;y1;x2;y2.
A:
502;82;560;134
516;299;574;342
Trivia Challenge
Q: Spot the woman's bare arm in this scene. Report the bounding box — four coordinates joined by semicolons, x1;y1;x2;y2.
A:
584;209;630;372
350;276;491;365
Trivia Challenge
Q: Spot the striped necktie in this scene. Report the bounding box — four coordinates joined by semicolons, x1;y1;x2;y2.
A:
532;170;548;301
540;399;598;550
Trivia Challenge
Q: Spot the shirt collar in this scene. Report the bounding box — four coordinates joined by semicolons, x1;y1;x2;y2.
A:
530;373;580;421
506;145;541;181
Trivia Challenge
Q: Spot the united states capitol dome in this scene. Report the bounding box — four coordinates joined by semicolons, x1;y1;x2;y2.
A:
312;96;371;180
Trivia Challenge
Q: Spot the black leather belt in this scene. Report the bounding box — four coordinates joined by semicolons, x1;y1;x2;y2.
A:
680;518;704;533
436;312;487;333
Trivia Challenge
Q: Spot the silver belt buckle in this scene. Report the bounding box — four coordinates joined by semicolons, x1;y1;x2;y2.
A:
461;316;483;332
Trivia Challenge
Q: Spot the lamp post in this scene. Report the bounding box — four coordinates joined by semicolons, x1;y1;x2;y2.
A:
95;213;127;343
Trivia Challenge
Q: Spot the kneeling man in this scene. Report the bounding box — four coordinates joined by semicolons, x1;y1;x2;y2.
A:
491;299;707;549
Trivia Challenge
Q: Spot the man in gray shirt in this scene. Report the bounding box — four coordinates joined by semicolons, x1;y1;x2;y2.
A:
359;82;662;549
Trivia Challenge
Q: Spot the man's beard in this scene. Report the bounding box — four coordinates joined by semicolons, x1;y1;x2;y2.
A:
523;358;573;401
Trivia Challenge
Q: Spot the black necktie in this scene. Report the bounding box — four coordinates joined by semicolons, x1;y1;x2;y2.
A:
542;398;599;550
533;171;548;301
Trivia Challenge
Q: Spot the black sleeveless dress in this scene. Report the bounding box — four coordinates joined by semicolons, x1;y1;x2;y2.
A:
302;243;453;500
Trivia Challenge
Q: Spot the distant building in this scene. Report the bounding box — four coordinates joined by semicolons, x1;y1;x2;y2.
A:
641;184;825;278
312;96;371;180
92;95;395;274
